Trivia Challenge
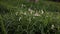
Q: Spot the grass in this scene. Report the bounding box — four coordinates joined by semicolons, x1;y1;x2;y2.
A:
0;0;60;34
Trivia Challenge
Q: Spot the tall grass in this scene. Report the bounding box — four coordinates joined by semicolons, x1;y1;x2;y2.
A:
0;0;60;34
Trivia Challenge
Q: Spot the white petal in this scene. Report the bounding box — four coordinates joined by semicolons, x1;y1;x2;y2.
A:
19;17;21;21
15;12;18;15
41;10;44;14
51;24;55;29
24;12;27;15
34;12;40;16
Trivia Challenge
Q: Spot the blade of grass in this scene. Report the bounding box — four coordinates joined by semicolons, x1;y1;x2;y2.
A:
0;15;7;34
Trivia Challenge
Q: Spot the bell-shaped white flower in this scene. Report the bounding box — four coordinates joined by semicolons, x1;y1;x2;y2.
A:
33;16;35;19
51;24;55;29
28;8;34;14
34;12;40;16
41;9;44;14
21;4;26;7
15;12;18;15
19;17;21;21
28;8;31;11
24;12;27;15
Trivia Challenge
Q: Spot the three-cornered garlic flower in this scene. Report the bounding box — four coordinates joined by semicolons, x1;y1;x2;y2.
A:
34;12;40;16
24;12;27;15
51;24;55;29
28;8;34;14
21;4;26;7
33;17;35;19
41;9;44;14
19;17;21;21
15;12;18;15
28;8;32;11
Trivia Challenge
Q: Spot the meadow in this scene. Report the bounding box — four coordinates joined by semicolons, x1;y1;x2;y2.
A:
0;0;60;34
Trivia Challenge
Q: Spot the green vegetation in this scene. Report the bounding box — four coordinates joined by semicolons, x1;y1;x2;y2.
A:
0;0;60;34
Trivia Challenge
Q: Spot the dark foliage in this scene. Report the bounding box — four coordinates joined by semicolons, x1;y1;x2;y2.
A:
0;5;9;14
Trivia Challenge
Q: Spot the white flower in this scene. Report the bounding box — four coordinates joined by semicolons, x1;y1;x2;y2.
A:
24;12;27;15
15;12;18;15
21;4;26;7
28;8;31;11
51;24;55;29
28;8;34;11
28;8;34;14
33;17;35;19
19;17;21;21
30;11;33;14
41;9;44;14
34;12;40;16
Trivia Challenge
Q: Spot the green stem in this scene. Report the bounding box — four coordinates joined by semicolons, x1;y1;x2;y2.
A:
0;15;7;34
